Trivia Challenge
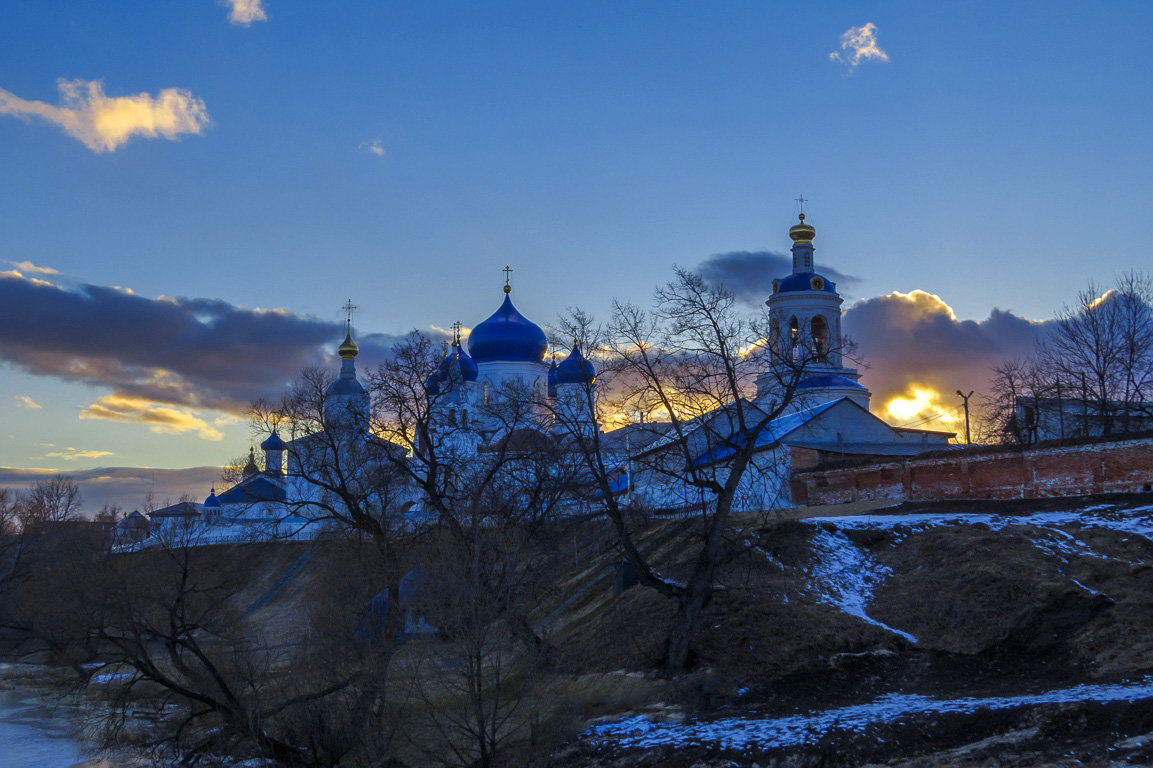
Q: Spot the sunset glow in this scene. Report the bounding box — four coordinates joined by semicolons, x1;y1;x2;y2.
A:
884;386;959;427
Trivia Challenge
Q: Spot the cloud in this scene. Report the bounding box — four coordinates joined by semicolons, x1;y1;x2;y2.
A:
829;23;890;71
0;465;223;515
359;139;385;157
8;261;58;276
696;250;861;305
42;447;115;461
843;289;1050;417
80;394;224;441
220;0;268;26
15;395;41;410
0;269;408;417
0;79;210;153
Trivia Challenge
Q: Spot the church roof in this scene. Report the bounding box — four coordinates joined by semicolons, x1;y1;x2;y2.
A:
556;344;596;385
797;374;867;391
775;271;837;294
218;476;286;505
438;342;479;382
260;431;287;450
326;376;367;396
467;293;548;363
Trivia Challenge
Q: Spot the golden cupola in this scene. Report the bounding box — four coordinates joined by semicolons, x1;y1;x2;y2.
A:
788;213;816;244
338;330;359;359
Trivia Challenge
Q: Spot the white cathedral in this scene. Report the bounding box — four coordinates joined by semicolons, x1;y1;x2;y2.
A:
128;213;953;547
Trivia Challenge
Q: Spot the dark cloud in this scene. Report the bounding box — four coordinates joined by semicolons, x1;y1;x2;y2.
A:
0;465;222;515
0;272;411;414
843;289;1051;409
697;251;862;305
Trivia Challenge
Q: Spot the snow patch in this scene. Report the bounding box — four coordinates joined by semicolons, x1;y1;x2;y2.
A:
587;678;1153;750
804;528;917;643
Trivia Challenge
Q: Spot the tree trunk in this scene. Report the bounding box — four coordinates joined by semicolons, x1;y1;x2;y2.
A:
664;566;716;670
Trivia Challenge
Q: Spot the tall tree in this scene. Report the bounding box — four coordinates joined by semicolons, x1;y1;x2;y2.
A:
553;268;825;670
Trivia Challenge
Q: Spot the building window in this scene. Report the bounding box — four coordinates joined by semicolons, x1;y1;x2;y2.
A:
811;315;829;359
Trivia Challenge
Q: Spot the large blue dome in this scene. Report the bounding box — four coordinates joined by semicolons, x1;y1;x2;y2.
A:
556;344;596;385
467;294;548;363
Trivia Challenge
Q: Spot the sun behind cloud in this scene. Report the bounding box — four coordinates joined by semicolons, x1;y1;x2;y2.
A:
0;79;210;153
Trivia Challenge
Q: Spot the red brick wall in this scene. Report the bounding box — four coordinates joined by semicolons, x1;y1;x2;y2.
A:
791;437;1153;506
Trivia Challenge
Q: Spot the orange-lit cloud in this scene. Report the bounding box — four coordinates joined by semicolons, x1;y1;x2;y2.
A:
15;395;41;410
844;289;1049;423
42;447;115;461
220;0;268;26
80;394;224;441
829;23;890;71
0;79;210;153
8;261;58;276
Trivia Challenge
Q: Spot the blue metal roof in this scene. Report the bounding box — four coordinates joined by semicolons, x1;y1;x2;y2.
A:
690;398;847;467
218;476;286;504
467;294;548;363
556;344;596;385
438;343;479;383
259;431;287;450
797;374;867;391
776;272;837;294
326;377;367;396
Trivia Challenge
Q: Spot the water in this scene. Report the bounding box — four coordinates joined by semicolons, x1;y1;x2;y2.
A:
0;687;96;768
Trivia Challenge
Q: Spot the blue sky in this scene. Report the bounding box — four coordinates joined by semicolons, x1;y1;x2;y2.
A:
1;1;1150;507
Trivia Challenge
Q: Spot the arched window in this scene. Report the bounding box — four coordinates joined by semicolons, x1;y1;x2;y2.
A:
811;315;829;359
789;316;799;347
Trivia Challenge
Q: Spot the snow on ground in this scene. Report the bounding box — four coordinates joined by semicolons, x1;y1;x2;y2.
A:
805;505;1153;541
587;678;1153;751
803;528;917;643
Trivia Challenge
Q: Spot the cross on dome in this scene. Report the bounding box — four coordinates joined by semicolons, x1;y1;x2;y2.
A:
502;265;513;293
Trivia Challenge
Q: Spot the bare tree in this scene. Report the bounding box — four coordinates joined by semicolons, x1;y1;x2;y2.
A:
553;268;826;670
18;474;83;529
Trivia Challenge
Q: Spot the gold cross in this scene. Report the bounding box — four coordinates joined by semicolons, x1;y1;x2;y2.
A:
342;299;357;330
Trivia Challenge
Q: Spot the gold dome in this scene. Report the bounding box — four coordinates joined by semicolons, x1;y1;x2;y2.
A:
789;213;816;244
337;331;359;359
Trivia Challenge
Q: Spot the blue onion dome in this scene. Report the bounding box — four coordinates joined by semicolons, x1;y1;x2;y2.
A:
773;272;837;294
242;446;259;477
260;430;287;451
467;291;548;363
438;341;479;382
556;343;596;385
326;375;367;396
424;372;441;397
547;358;558;398
204;487;221;508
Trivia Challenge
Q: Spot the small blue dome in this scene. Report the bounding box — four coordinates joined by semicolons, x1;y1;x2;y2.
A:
260;431;287;451
556;344;596;386
204;488;221;508
327;377;367;396
425;372;441;396
547;358;558;398
797;374;866;391
775;272;837;294
438;343;479;382
468;294;548;363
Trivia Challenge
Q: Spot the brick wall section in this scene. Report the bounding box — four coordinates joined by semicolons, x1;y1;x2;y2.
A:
791;437;1153;506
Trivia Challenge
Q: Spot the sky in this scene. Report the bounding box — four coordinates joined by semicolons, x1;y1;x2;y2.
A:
1;1;1151;511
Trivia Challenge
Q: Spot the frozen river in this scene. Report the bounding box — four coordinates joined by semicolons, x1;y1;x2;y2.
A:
0;687;95;768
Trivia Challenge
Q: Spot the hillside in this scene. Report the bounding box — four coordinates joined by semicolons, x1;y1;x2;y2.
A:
556;493;1153;766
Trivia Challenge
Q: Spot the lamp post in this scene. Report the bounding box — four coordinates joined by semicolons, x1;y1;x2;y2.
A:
956;390;974;446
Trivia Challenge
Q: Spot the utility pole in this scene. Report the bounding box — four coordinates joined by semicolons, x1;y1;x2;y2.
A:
956;390;974;446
